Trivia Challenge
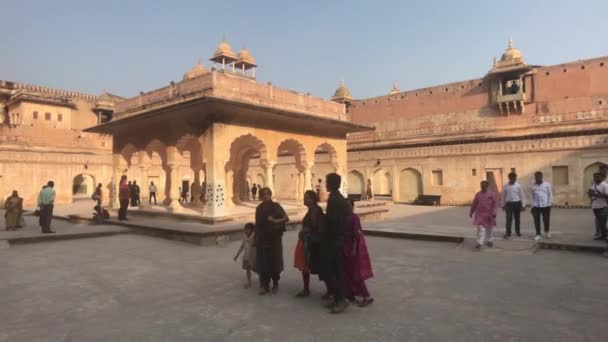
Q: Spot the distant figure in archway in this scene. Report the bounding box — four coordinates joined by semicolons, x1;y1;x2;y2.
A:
315;179;322;199
131;181;141;206
149;181;158;205
255;187;289;295
251;183;257;201
93;183;103;207
366;179;373;200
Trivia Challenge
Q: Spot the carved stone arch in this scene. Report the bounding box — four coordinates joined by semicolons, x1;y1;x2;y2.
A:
144;139;168;165
176;133;203;169
119;143;138;168
227;134;269;204
277;138;307;171
229;133;268;165
315;142;339;170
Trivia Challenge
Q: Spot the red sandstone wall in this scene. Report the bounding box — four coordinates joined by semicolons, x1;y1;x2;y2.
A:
350;56;608;127
350;78;491;125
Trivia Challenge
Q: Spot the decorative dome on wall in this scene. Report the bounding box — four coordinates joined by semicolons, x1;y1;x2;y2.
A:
183;59;210;80
331;80;353;101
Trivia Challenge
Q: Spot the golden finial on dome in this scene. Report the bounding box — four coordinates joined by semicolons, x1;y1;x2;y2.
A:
389;81;399;94
508;36;513;48
332;79;353;101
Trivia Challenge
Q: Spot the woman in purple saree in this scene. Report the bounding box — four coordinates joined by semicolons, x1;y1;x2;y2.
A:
342;198;374;307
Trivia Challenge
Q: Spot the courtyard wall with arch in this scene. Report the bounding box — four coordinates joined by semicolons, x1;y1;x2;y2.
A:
348;135;608;206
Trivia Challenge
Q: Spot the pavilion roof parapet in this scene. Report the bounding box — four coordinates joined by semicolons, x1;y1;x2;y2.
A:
112;71;345;121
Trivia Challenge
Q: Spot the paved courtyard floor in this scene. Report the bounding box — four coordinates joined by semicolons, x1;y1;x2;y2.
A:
1;231;607;341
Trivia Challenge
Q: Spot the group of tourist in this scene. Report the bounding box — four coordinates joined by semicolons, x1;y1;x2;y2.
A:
471;171;555;247
470;165;608;249
235;173;374;314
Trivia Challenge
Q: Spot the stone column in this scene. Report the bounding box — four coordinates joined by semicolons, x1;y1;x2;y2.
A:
264;161;276;193
137;152;148;207
110;153;121;208
191;168;202;207
296;172;303;202
225;169;235;208
165;146;183;212
202;124;226;218
304;164;313;193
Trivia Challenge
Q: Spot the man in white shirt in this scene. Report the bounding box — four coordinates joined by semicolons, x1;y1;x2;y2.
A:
502;172;525;239
588;172;608;240
530;171;552;241
149;181;158;206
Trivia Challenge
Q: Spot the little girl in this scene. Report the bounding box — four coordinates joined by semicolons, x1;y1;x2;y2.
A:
234;223;256;288
342;198;374;307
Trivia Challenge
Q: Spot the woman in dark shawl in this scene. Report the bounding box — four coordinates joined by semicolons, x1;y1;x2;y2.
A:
293;190;325;297
255;187;289;295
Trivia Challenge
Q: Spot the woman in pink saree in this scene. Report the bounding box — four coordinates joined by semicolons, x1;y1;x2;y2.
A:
342;198;374;307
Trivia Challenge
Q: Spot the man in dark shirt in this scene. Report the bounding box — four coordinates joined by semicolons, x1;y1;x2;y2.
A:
322;173;349;314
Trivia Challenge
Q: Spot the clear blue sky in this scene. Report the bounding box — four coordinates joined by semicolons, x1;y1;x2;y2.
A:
1;0;606;99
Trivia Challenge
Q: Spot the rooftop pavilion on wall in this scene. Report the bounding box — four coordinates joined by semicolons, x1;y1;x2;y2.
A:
209;39;257;79
487;37;535;116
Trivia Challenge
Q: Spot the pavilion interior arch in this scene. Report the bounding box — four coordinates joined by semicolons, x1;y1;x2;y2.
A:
176;134;205;205
273;139;306;201
144;140;169;203
312;143;338;202
228;134;267;205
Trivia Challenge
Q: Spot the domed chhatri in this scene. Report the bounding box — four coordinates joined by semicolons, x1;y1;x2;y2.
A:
332;80;353;101
489;37;529;74
236;48;257;67
501;37;524;63
183;59;210;80
95;91;114;112
210;39;237;71
235;47;257;77
210;40;237;62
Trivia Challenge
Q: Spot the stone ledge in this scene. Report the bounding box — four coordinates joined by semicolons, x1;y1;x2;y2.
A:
7;230;131;245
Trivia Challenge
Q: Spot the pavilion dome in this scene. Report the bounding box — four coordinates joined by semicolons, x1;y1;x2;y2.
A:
500;37;524;62
236;48;256;66
183;60;210;80
332;80;353;101
211;40;237;60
